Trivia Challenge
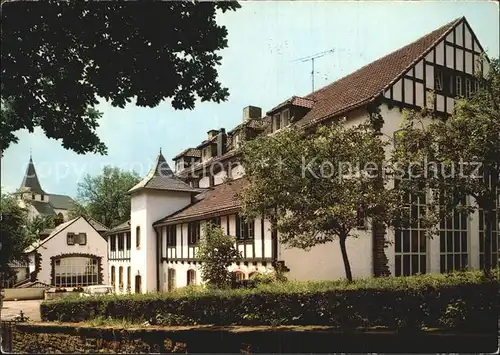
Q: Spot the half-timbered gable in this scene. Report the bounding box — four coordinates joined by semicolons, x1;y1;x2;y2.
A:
382;17;489;114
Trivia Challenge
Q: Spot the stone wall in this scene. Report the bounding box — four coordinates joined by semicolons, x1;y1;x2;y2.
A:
7;322;498;353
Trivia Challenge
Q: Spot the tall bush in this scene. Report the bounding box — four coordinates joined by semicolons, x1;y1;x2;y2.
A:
196;223;241;289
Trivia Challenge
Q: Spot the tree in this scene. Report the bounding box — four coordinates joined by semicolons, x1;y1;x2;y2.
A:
392;58;500;276
75;166;140;228
0;193;35;286
26;214;55;239
67;200;90;221
240;121;398;281
0;1;240;154
197;223;241;289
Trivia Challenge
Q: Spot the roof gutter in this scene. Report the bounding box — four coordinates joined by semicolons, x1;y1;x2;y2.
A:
154;206;241;227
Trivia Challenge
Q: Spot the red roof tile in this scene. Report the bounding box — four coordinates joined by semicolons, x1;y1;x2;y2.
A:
295;17;462;127
154;177;247;225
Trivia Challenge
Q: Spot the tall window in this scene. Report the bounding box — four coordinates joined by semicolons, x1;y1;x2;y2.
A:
356;203;366;229
435;68;444;91
281;109;290;128
273;113;281;132
32;194;35;200
236;214;254;240
136;226;141;248
111;266;115;287
187;269;196;285
479;170;499;269
394;180;427;276
119;266;123;289
118;234;124;251
110;235;116;252
166;225;177;246
209;216;221;226
126;233;131;251
440;197;469;272
455;76;463;96
465;78;472;98
188;222;200;245
41;194;45;201
233;271;245;281
53;256;99;287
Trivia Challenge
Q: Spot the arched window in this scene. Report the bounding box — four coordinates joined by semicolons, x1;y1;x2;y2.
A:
187;269;196;286
136;226;141;248
53;255;99;287
234;271;245;281
111;266;115;287
119;266;123;290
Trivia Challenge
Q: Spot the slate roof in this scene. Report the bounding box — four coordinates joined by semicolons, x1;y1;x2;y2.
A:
128;150;201;194
294;17;462;127
28;200;56;216
87;218;109;232
154;177;247;225
19;156;45;195
48;194;75;210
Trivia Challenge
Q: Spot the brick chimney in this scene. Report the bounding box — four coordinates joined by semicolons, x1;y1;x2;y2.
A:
217;128;227;157
243;106;262;122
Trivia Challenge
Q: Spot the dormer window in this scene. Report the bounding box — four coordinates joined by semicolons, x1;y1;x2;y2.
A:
272;109;290;133
41;194;45;201
32;194;35;200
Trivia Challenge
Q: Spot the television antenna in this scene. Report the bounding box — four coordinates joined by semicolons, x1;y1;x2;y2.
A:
292;49;336;92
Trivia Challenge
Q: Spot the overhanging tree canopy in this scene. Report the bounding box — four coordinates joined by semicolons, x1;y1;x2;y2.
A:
1;1;240;154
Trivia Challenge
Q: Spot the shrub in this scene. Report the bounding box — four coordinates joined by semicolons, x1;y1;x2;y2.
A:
40;270;499;332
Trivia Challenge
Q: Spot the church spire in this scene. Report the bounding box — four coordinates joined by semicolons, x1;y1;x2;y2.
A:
19;154;45;195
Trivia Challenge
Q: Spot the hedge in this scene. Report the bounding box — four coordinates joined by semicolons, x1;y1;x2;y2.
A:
40;270;499;331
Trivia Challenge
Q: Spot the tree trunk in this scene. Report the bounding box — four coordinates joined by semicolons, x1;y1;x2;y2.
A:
339;235;353;282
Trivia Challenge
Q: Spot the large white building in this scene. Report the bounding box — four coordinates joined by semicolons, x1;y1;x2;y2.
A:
105;17;497;294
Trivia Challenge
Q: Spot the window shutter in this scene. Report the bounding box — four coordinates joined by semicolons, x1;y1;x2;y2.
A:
235;214;241;238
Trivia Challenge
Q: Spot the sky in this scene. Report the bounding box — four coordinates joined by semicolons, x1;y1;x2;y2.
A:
2;1;499;198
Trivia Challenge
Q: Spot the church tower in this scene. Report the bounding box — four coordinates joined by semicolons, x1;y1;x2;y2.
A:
18;154;49;203
127;149;201;293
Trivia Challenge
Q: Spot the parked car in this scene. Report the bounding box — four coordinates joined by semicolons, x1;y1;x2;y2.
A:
80;285;114;297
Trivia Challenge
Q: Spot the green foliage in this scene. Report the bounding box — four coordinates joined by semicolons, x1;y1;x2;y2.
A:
73;166;140;228
0;193;35;284
239;120;399;281
40;270;498;332
197;223;241;289
26;215;56;239
392;57;500;274
0;1;240;154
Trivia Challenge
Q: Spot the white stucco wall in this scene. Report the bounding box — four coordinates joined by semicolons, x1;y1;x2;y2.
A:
199;176;210;188
33;217;108;286
130;189;192;293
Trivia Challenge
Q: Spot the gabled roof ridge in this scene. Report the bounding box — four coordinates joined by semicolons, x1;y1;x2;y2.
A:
306;17;462;101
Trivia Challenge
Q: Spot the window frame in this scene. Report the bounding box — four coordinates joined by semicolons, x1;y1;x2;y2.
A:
67;232;75;245
136;226;141;249
188;221;200;245
78;233;87;246
166;225;177;246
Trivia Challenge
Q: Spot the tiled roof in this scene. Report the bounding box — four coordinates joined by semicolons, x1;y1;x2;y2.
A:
128;150;201;194
154;177;247;225
173;148;201;161
48;194;75;210
106;220;131;234
19;156;45;195
28;200;56;216
294;17;462;127
267;96;315;115
24;217;78;253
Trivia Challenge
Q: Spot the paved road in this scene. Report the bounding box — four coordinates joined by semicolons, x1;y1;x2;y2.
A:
1;300;42;321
